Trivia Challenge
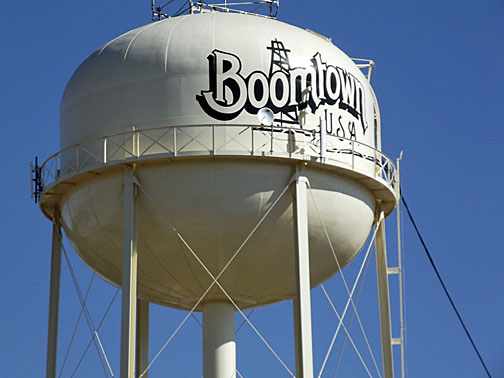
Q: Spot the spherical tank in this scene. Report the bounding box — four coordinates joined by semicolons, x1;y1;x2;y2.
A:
46;13;396;311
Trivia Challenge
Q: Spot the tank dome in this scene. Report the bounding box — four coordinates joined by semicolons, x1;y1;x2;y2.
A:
48;13;394;310
61;12;375;149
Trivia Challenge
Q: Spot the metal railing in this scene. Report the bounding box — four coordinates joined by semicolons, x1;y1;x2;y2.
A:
40;124;396;194
151;0;280;20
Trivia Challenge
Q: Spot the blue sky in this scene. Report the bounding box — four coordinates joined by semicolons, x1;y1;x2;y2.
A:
1;1;503;377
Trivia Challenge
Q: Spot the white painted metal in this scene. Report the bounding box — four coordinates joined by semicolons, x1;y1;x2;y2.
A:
396;153;406;378
152;0;280;19
57;161;376;310
136;299;149;378
203;302;236;378
293;174;314;378
60;13;376;152
320;119;327;160
375;207;394;378
46;206;62;378
37;12;397;312
387;267;400;274
120;166;139;378
35;9;403;378
41;124;396;194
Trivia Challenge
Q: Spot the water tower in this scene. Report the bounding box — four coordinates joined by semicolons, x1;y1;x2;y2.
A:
34;1;399;377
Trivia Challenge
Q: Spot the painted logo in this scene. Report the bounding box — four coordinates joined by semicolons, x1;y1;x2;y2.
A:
196;40;368;137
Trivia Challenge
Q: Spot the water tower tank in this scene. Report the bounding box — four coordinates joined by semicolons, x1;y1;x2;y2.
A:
39;12;396;312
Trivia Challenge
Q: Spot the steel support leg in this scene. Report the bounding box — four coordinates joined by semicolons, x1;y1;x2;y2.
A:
375;207;394;378
136;299;149;378
293;175;314;378
203;302;236;378
120;166;139;378
46;206;62;378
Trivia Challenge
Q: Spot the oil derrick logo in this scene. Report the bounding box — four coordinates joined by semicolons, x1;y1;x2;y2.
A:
196;40;368;136
266;39;299;125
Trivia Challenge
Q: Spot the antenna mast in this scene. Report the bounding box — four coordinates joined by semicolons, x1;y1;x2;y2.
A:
151;0;279;20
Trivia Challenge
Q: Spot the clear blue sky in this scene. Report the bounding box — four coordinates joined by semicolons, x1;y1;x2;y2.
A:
1;1;503;377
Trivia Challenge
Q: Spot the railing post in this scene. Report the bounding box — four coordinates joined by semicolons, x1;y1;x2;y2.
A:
288;129;292;158
174;127;177;157
351;140;355;170
104;137;108;164
75;146;79;171
57;156;62;179
212;125;215;155
250;126;254;156
373;148;378;178
270;125;274;154
136;130;140;157
320;118;327;160
132;126;139;157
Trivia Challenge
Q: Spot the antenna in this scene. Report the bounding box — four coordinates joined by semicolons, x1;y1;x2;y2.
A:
151;0;279;20
31;156;43;203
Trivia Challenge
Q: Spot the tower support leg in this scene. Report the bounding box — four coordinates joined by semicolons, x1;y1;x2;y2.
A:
46;206;62;378
375;206;394;378
136;299;149;378
120;166;139;378
203;302;236;378
293;175;314;378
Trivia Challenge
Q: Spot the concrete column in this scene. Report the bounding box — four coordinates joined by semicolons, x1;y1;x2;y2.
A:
203;302;236;378
293;175;314;378
46;206;62;378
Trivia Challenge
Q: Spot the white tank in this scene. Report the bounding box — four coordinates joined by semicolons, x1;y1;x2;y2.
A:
39;13;396;310
61;13;375;149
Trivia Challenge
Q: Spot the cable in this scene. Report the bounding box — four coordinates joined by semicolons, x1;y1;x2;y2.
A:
316;217;382;378
332;244;373;377
61;243;114;377
138;181;294;377
312;186;382;378
69;289;120;378
401;193;492;378
320;285;373;378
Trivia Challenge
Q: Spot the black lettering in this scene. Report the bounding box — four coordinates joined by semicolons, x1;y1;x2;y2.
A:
348;121;356;140
196;40;367;134
337;115;346;138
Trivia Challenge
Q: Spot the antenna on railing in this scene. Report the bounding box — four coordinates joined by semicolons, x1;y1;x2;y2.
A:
151;0;279;20
31;156;43;203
